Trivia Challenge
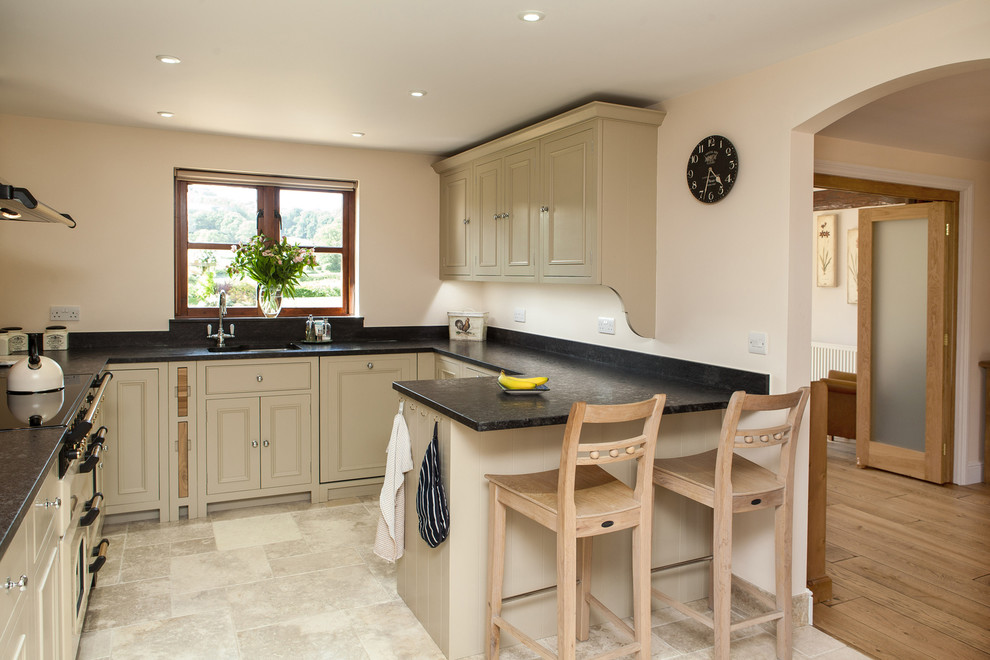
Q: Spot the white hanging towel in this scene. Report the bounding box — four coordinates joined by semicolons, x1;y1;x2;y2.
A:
373;403;414;562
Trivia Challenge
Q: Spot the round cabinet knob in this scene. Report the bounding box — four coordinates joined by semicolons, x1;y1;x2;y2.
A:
463;218;470;224
35;498;61;510
251;440;259;448
256;375;263;382
263;440;270;447
366;362;374;369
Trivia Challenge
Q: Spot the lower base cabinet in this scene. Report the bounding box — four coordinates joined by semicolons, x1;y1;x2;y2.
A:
320;354;417;483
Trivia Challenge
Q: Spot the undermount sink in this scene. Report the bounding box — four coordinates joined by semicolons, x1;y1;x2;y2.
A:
207;343;302;353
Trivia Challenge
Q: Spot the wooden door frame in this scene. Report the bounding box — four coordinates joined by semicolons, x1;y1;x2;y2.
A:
806;174;959;602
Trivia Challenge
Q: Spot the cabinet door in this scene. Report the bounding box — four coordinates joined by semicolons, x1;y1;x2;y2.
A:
502;144;540;277
473;155;502;277
103;368;161;507
0;599;31;660
33;542;59;660
321;354;417;482
439;166;472;277
541;126;597;279
435;355;461;380
261;394;311;489
205;397;260;494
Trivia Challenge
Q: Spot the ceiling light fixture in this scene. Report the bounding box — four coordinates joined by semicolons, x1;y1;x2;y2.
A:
518;10;545;22
351;132;365;138
156;55;181;64
409;90;427;98
1;208;22;220
157;111;175;118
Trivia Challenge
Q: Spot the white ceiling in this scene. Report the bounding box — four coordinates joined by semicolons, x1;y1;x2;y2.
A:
0;0;979;157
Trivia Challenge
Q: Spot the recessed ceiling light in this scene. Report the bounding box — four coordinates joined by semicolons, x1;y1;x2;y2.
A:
409;90;427;98
351;132;365;138
1;208;22;220
518;10;545;22
157;111;175;118
156;55;181;64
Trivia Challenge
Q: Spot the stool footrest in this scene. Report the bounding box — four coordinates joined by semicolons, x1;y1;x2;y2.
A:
586;593;633;638
492;615;555;660
650;554;713;574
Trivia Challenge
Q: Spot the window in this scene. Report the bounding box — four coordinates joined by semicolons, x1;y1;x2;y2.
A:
175;170;355;318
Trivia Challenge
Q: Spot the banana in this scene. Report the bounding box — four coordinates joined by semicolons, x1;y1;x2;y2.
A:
498;371;549;390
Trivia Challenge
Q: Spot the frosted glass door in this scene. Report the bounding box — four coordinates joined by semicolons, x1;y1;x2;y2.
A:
856;202;954;483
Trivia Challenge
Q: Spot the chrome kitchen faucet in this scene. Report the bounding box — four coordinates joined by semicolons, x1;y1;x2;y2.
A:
206;290;235;348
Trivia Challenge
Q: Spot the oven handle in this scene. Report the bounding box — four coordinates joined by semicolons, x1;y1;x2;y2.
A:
82;372;113;426
79;492;103;527
89;538;111;575
79;427;107;474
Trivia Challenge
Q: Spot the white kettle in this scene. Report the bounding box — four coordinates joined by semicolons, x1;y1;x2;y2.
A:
6;333;64;394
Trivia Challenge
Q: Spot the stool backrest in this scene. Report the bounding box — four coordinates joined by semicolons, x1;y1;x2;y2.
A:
557;394;666;516
716;388;810;497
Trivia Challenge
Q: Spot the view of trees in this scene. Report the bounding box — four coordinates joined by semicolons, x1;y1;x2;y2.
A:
186;184;344;308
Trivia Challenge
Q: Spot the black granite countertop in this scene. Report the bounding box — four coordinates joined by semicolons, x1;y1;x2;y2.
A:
0;327;766;561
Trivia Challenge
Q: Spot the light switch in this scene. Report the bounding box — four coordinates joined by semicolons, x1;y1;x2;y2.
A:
748;332;768;355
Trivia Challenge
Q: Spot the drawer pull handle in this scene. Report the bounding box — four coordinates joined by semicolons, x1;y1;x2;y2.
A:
80;493;103;527
35;497;61;510
4;575;28;592
257;375;264;382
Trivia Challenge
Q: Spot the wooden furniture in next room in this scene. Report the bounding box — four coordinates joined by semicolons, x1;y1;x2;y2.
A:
651;388;809;660
484;395;666;659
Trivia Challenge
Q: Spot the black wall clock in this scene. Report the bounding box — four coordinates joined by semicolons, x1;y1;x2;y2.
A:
686;135;739;203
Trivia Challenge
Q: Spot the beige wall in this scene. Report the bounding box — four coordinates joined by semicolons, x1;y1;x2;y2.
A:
0;115;446;331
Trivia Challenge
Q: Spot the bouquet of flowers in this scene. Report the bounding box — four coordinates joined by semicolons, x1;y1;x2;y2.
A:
227;235;317;298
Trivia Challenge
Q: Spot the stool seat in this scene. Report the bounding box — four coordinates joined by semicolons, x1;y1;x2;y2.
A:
486;465;642;533
654;450;785;512
485;395;666;660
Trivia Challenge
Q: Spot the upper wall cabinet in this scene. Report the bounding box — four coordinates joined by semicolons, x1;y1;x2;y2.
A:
433;102;665;337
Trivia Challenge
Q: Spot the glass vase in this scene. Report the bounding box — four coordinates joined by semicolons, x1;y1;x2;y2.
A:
258;283;283;318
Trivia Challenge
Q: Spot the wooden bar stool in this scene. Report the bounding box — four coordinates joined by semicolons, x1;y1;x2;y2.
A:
485;395;666;660
651;388;809;660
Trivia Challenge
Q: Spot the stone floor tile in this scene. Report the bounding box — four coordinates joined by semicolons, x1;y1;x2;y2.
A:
170;545;272;594
213;512;302;551
83;577;172;631
108;611;239;659
236;610;369;660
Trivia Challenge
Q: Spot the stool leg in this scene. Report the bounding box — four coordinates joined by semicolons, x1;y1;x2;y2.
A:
632;522;651;659
712;505;732;660
557;525;577;659
487;483;507;659
775;502;793;659
577;537;592;641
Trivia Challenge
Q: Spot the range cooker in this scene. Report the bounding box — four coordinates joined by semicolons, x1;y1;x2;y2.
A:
2;366;113;658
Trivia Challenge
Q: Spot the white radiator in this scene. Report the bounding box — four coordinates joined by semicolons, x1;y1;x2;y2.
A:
811;342;857;381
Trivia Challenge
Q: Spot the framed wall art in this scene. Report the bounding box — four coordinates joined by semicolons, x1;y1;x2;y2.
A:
816;214;836;287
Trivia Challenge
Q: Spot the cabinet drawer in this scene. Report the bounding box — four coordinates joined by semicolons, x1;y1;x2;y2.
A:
30;464;60;565
0;521;28;634
204;360;313;395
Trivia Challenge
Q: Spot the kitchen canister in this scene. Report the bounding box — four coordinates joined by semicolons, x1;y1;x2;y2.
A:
44;326;69;350
447;311;488;341
2;327;28;353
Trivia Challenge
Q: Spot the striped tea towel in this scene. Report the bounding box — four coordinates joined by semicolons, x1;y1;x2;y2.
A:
416;422;449;547
373;409;413;562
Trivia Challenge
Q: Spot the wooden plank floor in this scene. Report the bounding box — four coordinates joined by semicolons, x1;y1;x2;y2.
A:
814;440;990;659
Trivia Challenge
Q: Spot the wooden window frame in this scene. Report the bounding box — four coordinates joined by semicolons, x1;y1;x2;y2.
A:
174;170;356;319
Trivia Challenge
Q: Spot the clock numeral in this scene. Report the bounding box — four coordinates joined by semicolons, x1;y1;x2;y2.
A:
706;137;716;147
726;173;733;183
690;154;699;164
691;180;698;190
725;147;733;156
728;160;736;170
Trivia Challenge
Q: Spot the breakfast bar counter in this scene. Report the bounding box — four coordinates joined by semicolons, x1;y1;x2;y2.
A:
391;343;767;659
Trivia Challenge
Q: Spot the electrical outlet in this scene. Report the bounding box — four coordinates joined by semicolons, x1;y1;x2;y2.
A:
748;331;768;355
513;308;526;323
50;305;80;322
598;317;615;335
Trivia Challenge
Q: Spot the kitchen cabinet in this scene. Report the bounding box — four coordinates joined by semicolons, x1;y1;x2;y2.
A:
434;355;497;380
0;511;32;660
433;101;664;337
102;364;168;520
439;166;472;277
473;144;540;278
320;354;417;485
196;358;318;516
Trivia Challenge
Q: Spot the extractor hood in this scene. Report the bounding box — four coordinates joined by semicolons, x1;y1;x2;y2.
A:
0;180;76;228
